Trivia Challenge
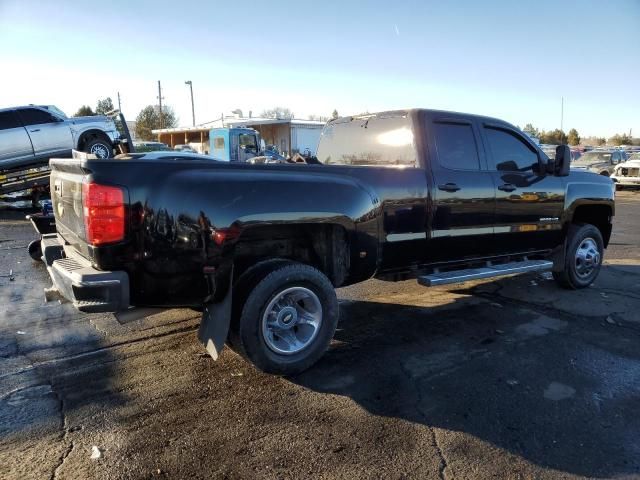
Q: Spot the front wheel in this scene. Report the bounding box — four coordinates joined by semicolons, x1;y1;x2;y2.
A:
553;223;604;289
230;262;339;375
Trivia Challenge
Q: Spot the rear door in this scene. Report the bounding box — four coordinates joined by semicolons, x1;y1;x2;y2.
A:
424;111;497;262
17;107;72;157
481;124;565;253
0;110;34;168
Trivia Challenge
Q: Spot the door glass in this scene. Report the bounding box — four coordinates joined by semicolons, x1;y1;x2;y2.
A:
484;127;538;172
433;122;480;170
18;108;58;126
0;111;22;130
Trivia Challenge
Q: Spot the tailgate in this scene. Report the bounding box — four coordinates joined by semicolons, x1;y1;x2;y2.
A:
50;158;89;257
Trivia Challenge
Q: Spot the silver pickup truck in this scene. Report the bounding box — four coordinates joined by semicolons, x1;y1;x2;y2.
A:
0;105;121;170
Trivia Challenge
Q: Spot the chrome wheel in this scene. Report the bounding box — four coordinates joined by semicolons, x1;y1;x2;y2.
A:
261;286;323;355
90;143;111;158
575;237;600;278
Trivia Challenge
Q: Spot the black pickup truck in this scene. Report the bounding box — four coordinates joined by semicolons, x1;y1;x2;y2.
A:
42;109;615;374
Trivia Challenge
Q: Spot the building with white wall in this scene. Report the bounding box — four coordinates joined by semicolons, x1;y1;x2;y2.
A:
153;116;325;156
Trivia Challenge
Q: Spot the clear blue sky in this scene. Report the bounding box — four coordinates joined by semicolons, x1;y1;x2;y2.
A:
1;0;638;137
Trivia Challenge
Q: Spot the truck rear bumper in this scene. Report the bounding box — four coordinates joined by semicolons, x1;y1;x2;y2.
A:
42;234;130;313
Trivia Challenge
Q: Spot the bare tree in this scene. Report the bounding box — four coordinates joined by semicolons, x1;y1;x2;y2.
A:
261;107;294;119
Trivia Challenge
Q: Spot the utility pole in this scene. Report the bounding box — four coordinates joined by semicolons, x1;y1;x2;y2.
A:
185;80;195;126
117;92;122;112
157;81;164;128
560;96;564;134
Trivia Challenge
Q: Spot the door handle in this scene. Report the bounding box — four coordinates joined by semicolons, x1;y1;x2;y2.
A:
498;183;516;192
438;183;461;192
29;129;40;133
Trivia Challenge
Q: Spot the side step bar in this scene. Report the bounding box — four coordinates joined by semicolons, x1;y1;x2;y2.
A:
418;260;553;287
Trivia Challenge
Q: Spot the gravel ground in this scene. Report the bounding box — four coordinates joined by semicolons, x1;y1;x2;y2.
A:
1;190;639;480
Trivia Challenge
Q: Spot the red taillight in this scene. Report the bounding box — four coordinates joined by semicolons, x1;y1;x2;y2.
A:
82;183;125;245
211;226;240;246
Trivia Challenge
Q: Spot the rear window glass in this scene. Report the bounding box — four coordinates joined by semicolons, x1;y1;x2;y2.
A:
317;114;417;167
0;111;22;130
433;122;480;170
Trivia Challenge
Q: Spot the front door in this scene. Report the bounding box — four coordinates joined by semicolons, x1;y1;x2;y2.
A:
424;112;497;263
17;108;72;157
0;110;34;166
481;124;565;253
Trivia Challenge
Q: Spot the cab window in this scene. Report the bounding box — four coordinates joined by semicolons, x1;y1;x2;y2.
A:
18;108;59;126
432;122;480;170
484;127;539;172
0;111;22;130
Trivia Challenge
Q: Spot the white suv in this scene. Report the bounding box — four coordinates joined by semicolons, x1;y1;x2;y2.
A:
0;105;121;170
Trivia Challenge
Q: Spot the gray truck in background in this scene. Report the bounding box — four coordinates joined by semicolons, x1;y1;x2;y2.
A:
0;105;121;170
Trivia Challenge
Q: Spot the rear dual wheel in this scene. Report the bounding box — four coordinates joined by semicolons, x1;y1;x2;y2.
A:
229;262;339;375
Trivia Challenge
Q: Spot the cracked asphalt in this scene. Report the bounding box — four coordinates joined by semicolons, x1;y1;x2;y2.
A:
1;190;639;480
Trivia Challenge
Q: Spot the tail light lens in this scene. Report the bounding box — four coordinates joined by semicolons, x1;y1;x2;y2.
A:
82;183;126;245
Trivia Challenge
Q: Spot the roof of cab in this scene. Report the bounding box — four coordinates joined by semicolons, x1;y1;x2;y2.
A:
328;108;515;129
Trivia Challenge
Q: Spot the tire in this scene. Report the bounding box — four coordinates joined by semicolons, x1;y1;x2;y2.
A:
553;223;604;289
84;137;113;159
28;239;42;261
600;171;610;177
230;262;339;375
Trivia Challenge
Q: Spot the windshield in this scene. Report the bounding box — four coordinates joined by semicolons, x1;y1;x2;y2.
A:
239;133;258;151
46;105;68;118
628;153;640;161
574;152;611;164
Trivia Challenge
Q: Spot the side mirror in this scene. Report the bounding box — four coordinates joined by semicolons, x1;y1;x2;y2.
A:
496;160;519;172
555;145;571;176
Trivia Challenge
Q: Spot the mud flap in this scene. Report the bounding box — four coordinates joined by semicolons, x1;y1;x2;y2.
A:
197;283;232;360
551;237;568;272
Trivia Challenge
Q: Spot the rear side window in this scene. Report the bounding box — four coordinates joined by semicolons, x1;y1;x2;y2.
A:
0;111;22;130
484;127;539;172
17;108;58;126
317;115;417;167
433;122;480;170
213;137;225;149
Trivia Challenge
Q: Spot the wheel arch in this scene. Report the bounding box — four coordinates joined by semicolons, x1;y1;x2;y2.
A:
230;223;352;288
570;203;613;247
76;129;113;150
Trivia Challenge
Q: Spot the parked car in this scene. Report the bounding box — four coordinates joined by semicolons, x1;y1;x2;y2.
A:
174;144;197;153
133;141;172;152
570;149;582;161
611;152;640;188
570;149;627;176
0;105;121;170
540;144;558;160
42;108;614;374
